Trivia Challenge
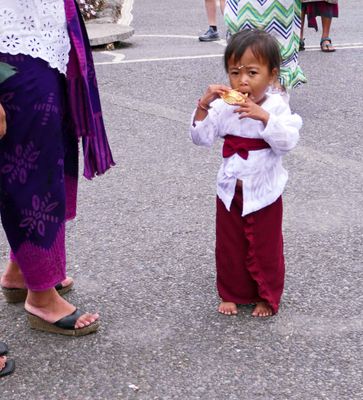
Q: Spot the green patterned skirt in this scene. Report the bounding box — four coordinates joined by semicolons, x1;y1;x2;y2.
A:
224;0;307;89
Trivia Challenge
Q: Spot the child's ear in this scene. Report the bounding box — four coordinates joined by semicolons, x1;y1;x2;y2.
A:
270;68;279;84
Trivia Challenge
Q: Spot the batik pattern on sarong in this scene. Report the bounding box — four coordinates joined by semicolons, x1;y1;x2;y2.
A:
224;0;307;89
0;54;78;291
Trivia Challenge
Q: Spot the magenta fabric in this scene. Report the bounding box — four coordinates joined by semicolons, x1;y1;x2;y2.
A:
0;54;73;290
0;1;114;290
223;135;270;160
215;186;285;314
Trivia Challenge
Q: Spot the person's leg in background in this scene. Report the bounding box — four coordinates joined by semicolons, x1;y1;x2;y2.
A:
219;0;226;14
300;6;306;50
320;16;335;52
199;0;222;42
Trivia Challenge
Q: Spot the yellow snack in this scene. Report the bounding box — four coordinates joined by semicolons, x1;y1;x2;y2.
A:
221;90;248;105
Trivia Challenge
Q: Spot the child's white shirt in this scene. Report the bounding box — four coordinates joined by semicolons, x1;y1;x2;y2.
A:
189;92;302;216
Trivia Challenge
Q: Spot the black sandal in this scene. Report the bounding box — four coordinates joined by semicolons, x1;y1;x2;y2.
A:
27;308;100;336
299;38;305;51
0;342;9;356
0;358;15;378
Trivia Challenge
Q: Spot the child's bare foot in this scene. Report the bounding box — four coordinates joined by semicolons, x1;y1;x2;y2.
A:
218;301;238;315
252;302;273;317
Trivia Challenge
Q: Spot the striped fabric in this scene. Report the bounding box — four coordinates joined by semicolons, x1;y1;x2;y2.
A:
224;0;307;89
65;0;115;179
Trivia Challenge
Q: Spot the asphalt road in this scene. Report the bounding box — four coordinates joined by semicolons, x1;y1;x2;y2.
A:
1;1;362;399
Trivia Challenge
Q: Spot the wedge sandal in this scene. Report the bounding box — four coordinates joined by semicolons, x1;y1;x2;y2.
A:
1;280;74;303
27;309;100;336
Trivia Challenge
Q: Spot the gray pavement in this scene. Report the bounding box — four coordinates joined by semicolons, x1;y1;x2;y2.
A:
1;1;362;399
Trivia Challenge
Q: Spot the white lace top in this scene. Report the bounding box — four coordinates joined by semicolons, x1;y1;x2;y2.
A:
189;92;302;216
0;0;71;74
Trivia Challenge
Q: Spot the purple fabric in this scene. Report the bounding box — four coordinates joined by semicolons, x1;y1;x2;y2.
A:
0;54;77;290
0;1;113;290
64;0;115;179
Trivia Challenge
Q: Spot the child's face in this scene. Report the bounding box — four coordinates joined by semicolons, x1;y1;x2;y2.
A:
227;47;277;104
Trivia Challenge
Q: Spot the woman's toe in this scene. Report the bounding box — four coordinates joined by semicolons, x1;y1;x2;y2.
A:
62;276;73;287
75;312;99;329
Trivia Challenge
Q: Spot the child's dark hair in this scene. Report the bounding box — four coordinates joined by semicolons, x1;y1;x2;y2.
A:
224;29;281;73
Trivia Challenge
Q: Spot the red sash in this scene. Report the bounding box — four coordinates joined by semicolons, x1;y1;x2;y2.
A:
223;134;270;160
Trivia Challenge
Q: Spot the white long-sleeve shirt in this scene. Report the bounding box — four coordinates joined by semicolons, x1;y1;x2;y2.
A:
0;0;70;74
189;92;302;216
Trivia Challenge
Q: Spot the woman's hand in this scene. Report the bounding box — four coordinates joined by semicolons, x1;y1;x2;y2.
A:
0;103;6;139
233;97;270;125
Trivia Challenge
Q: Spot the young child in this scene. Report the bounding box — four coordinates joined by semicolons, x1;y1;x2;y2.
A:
189;29;302;317
224;0;307;89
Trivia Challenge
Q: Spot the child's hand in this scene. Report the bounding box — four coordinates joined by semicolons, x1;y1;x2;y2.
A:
0;103;6;139
233;97;270;125
200;84;232;108
194;84;232;123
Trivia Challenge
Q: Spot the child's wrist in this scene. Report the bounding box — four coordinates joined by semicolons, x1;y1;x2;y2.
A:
260;110;270;125
197;98;210;112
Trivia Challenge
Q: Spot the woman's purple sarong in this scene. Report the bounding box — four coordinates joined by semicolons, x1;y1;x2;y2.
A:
0;0;114;292
0;54;78;291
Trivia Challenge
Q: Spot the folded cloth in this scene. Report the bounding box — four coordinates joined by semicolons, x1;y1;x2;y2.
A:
64;0;115;179
223;135;270;160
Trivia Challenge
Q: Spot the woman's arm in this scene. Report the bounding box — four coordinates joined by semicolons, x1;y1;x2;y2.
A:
0;103;6;139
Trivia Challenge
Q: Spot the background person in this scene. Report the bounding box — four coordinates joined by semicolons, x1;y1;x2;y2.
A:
199;0;226;41
300;0;339;52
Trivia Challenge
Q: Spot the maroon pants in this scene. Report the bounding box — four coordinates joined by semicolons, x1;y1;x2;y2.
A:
215;186;285;314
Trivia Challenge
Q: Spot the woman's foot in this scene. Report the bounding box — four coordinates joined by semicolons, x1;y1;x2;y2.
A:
218;301;238;315
0;356;6;371
320;38;335;52
1;260;73;291
25;288;99;330
252;302;273;317
299;38;305;51
0;355;15;377
1;260;26;289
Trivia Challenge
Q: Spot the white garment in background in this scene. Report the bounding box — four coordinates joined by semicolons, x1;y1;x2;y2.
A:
0;0;70;74
189;92;302;216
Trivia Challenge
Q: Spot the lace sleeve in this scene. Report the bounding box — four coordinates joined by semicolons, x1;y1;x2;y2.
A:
0;0;71;75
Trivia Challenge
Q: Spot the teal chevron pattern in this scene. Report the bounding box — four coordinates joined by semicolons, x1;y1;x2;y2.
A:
224;0;306;88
